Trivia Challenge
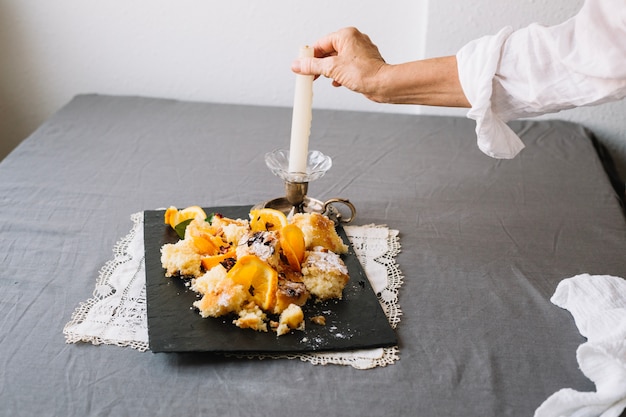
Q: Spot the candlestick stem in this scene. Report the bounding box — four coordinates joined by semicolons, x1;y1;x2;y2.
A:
285;181;308;208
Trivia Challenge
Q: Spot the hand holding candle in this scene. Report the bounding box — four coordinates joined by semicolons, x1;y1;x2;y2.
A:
288;45;314;175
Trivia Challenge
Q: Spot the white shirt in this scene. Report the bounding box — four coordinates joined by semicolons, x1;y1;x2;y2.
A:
456;0;626;159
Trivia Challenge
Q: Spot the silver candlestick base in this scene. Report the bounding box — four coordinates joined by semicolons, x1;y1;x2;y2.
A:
254;149;356;224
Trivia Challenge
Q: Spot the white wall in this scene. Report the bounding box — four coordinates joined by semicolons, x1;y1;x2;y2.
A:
1;0;625;180
0;0;427;160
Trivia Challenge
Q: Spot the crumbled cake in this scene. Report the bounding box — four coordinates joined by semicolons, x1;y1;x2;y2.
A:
191;265;247;318
184;215;216;240
275;303;305;336
274;274;309;314
291;212;348;254
160;207;351;336
236;230;281;268
212;214;249;247
234;302;268;332
301;247;350;300
310;315;326;326
161;238;203;277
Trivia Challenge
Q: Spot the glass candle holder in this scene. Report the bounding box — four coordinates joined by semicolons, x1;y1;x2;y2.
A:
258;149;356;224
265;149;332;206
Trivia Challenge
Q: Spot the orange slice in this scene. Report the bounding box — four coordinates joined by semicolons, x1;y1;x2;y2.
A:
191;235;220;256
177;205;207;224
201;250;236;271
164;205;207;229
164;206;178;226
227;255;278;311
280;224;306;271
249;208;288;233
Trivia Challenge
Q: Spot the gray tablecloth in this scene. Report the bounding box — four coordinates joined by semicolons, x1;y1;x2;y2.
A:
1;94;625;417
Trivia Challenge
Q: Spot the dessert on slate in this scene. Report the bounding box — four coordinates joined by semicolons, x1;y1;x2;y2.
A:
160;206;350;336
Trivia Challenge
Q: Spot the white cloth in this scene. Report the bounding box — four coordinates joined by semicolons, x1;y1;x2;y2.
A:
64;212;404;370
535;274;626;417
457;0;626;159
62;212;149;351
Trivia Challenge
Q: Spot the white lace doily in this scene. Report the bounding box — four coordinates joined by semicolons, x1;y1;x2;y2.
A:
64;212;404;369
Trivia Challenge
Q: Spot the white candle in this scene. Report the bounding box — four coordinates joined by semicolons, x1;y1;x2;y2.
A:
288;45;314;175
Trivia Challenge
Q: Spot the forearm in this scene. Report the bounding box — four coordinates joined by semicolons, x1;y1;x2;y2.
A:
368;56;470;108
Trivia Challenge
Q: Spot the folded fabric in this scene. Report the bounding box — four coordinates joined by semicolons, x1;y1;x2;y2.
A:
456;26;526;160
457;0;626;161
535;274;626;417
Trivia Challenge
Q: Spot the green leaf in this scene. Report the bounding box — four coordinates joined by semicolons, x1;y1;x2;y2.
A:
206;213;215;225
174;219;193;239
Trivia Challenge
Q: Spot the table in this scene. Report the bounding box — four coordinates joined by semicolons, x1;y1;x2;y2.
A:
1;94;625;417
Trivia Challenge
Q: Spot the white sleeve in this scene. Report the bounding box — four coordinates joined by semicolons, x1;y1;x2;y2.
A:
456;0;626;159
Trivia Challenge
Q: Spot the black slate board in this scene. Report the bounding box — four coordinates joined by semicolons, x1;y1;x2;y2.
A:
144;206;397;353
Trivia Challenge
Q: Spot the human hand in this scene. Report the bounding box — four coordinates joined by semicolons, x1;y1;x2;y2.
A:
291;27;389;102
291;26;470;108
